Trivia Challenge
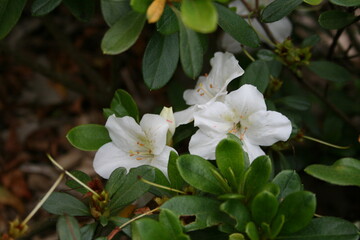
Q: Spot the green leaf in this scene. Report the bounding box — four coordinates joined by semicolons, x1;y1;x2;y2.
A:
104;89;139;121
109;165;155;214
215;138;247;190
251;191;278;225
215;3;260;48
63;0;95;22
160;209;191;239
273;170;303;200
0;0;26;39
277;95;311;111
101;10;146;55
80;222;98;240
150;168;172;197
177;154;229;195
43;192;90;216
305;158;360;187
101;0;132;26
240;60;270;93
319;10;356;30
301;34;320;47
105;167;127;197
130;0;152;13
308;61;352;83
168;151;186;190
65;170;91;194
261;0;302;23
243;156;272;200
57;215;81;240
161;195;222;231
157;5;179;35
270;214;285;238
132;218;172;239
31;0;62;16
329;0;360;6
176;9;203;79
277;191;316;234
280;217;360;240
66;124;111;151
220;199;250;232
229;233;246;240
143;32;179;90
303;0;323;5
245;222;260;240
181;0;218;33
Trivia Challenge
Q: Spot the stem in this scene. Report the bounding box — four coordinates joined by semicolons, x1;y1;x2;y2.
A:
139;177;187;195
47;154;100;198
243;47;256;62
22;173;65;225
107;207;161;240
327;28;345;59
303;135;350;149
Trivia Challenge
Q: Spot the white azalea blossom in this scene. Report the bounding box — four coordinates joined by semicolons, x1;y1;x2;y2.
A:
189;84;292;161
174;52;244;126
93;114;176;179
220;0;292;53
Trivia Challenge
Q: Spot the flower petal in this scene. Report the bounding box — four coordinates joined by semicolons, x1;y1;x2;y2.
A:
246;110;292;146
242;139;265;162
150;146;176;176
225;84;266;117
267;17;292;43
184;76;212;105
174;105;196;127
220;33;243;53
189;130;226;160
140;114;168;155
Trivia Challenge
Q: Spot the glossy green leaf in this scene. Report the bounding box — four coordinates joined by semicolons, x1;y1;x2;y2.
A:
130;0;151;13
43;192;90;216
101;0;131;26
280;217;360;240
160;209;191;239
65;170;91;194
220;199;250;232
329;0;360;6
215;3;260;48
0;0;26;39
157;5;179;35
143;32;179;90
245;222;260;240
57;215;81;240
261;0;302;23
308;61;352;83
305;158;360;187
105;167;127;197
319;10;356;29
262;183;280;197
101;10;146;55
177;154;229;195
303;0;323;5
181;0;218;33
270;214;285;238
132;218;172;239
251;191;278;225
277;191;316;234
240;60;270;93
277;95;311;111
63;0;95;22
273;170;303;200
66;124;111;151
103;89;139;121
161;195;222;231
216;138;247;190
168;151;186;190
31;0;62;16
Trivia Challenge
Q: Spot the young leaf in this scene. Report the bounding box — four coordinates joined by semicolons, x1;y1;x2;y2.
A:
251;191;278;225
0;0;27;40
215;3;260;48
304;158;360;187
181;0;218;33
66;124;111;151
143;32;179;90
104;89;139;121
308;61;352;83
220;199;251;232
101;11;146;55
329;0;360;7
105;167;127;197
31;0;62;16
245;222;260;240
130;0;152;13
272;170;303;200
261;0;302;23
65;170;92;194
57;215;81;240
63;0;95;22
240;60;270;93
43;192;90;216
101;0;132;26
177;154;229;195
157;5;179;35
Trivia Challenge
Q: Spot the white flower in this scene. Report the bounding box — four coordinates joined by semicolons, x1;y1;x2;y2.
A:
189;84;292;161
174;52;244;126
220;0;292;53
93;114;176;178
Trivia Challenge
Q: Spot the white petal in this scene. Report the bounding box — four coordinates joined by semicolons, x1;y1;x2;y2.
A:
160;106;175;135
150;146;176;176
93;142;144;179
183;76;212;105
220;33;243;54
229;0;250;15
174;105;196;127
267;17;292;43
242;139;265;163
106;115;144;150
189;130;226;160
194;101;234;134
225;84;266;117
246;110;292;146
140;114;168;155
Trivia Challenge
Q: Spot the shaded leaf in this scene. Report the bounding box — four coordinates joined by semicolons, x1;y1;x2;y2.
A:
104;89;139;121
308;61;352;83
240;60;270;93
101;0;131;26
43;192;90;216
261;0;302;23
319;10;356;29
57;215;81;240
31;0;62;16
63;0;95;22
0;0;27;39
273;170;303;200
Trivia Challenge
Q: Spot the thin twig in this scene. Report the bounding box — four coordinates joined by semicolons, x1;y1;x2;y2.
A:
327;28;345;59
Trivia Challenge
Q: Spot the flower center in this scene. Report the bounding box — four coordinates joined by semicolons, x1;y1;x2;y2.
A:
229;120;248;140
196;82;215;98
128;141;154;161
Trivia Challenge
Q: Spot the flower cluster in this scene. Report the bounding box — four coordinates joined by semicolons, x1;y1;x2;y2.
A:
94;52;292;179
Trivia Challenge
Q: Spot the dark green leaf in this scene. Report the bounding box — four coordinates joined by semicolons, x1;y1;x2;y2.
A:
130;0;152;13
160;209;191;239
216;3;260;48
257;49;276;61
80;222;97;240
261;0;302;23
220;199;250;232
150;168;172;197
319;10;356;29
101;0;131;26
101;10;146;55
273;170;303;200
181;0;217;33
31;0;62;16
65;170;91;194
104;89;139;121
132;218;172;239
43;192;90;216
66;124;111;151
63;0;95;22
157;5;179;35
240;60;270;93
301;34;320;47
251;191;278;225
57;215;81;240
277;95;311;111
105;167;127;197
305;158;360;187
308;61;352;83
167;151;186;190
0;0;26;39
143;32;179;90
329;0;360;6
